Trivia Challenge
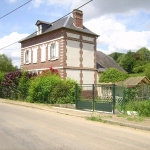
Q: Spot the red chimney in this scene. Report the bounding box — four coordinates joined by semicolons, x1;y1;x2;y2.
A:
73;9;83;28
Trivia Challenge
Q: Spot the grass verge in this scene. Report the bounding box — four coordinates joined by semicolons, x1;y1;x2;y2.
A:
87;115;106;123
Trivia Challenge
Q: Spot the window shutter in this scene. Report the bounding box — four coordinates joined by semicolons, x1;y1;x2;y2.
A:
28;49;31;63
48;44;51;60
32;47;37;63
55;42;59;58
24;50;26;64
41;44;47;62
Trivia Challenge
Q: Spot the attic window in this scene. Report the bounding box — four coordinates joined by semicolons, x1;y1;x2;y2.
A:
37;24;42;35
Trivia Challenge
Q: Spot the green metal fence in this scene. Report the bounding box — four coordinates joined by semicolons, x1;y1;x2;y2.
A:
115;84;150;114
75;84;116;113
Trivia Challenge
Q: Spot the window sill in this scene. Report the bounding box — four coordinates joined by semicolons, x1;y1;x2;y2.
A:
49;58;58;61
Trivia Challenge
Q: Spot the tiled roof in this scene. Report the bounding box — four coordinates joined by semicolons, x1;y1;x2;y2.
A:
20;16;98;42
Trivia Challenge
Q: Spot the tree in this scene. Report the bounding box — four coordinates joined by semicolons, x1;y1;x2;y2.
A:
119;51;136;73
109;52;123;62
144;63;150;79
99;68;129;83
136;47;150;61
0;54;18;72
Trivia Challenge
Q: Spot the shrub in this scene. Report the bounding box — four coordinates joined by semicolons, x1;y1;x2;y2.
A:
17;71;36;100
99;68;129;83
0;71;5;98
125;86;138;102
50;79;78;104
133;65;145;73
1;71;36;100
27;74;62;103
27;74;79;104
125;100;150;117
1;71;22;99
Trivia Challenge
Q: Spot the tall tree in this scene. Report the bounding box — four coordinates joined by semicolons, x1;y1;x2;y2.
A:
0;54;18;72
119;51;136;73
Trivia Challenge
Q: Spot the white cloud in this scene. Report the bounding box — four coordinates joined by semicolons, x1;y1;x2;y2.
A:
70;0;150;21
0;32;29;67
84;16;150;54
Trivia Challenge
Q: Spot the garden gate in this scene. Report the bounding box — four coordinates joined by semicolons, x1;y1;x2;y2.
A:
75;84;116;113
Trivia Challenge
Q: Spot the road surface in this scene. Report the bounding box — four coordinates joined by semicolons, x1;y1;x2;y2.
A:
0;103;150;150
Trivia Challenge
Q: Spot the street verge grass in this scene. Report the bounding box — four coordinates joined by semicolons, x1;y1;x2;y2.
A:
87;115;106;123
126;116;145;122
117;114;145;122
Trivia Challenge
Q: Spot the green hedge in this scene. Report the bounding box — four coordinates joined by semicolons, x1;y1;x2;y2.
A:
27;74;78;104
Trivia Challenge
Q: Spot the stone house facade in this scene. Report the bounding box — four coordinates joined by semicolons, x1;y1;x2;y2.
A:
20;9;98;84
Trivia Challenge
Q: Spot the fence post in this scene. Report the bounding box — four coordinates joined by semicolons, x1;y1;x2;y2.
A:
112;84;116;114
122;87;126;113
92;84;95;111
75;84;78;109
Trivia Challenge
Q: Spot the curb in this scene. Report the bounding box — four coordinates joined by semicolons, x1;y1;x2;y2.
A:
0;99;150;131
102;119;150;131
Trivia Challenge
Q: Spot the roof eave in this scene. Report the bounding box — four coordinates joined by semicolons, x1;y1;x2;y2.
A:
19;26;99;43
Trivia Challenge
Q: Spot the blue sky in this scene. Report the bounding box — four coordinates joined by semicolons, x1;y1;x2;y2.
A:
0;0;150;67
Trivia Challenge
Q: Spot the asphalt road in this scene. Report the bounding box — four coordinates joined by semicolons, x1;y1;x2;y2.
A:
0;103;150;150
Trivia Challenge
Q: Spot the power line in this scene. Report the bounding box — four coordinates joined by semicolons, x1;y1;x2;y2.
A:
0;0;93;51
0;31;37;50
0;0;33;20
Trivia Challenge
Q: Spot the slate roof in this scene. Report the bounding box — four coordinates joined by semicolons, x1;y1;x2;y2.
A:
20;16;98;42
96;51;126;72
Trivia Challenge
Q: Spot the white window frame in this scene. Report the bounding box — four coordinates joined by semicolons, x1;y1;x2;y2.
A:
48;41;59;61
24;49;31;64
37;25;42;35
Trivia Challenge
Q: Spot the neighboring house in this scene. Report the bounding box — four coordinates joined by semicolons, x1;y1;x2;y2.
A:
96;51;125;72
19;9;98;84
96;51;126;83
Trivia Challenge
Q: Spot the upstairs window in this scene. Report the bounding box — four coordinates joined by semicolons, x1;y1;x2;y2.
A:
24;49;31;64
48;42;59;60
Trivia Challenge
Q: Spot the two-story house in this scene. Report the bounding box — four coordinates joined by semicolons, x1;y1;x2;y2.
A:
19;9;98;84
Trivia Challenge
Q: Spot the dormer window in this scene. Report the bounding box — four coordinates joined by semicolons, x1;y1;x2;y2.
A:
35;20;52;35
37;24;42;35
